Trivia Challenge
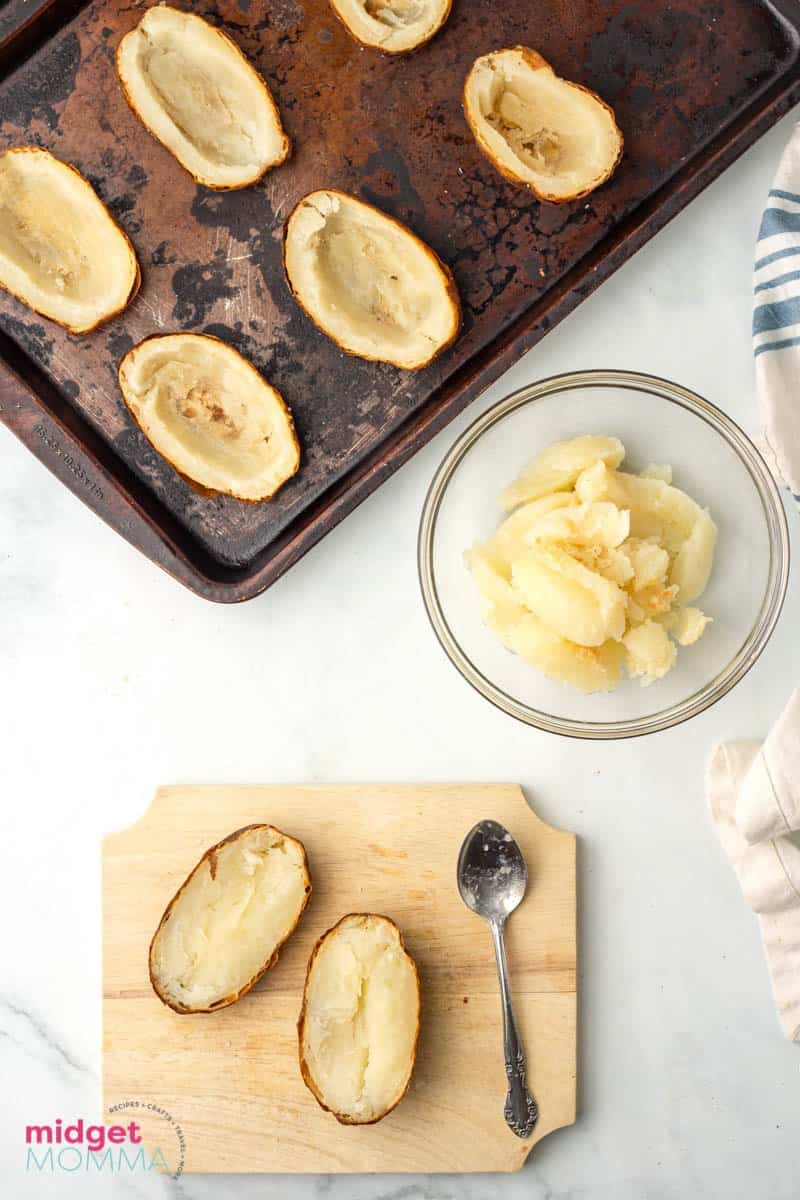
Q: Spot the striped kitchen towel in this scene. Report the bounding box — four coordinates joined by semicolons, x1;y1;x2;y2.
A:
754;127;800;497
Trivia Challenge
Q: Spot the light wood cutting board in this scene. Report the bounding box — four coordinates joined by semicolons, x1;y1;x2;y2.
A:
103;784;576;1174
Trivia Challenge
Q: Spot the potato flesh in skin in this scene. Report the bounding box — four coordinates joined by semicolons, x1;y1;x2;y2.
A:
284;190;459;370
150;825;311;1013
0;147;139;333
466;437;716;691
464;48;623;201
329;0;451;53
299;915;420;1124
118;334;299;501
117;7;288;189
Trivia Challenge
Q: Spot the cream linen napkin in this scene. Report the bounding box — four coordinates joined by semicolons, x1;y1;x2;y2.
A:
708;713;800;1041
738;689;800;842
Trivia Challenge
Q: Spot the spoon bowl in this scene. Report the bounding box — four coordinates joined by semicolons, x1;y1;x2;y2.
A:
457;819;528;924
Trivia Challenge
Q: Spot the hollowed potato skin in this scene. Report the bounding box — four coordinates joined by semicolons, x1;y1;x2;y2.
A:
148;824;312;1014
327;0;453;56
117;332;301;503
116;10;290;191
282;189;461;370
297;913;422;1125
0;146;141;334
463;47;624;204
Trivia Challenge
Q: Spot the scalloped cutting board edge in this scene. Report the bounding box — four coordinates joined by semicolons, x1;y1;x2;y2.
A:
102;783;576;1173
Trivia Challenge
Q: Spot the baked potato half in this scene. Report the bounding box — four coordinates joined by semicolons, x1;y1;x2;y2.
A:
464;47;623;202
117;5;289;189
298;913;421;1124
328;0;451;54
284;189;460;369
149;824;311;1014
0;146;140;333
118;333;300;502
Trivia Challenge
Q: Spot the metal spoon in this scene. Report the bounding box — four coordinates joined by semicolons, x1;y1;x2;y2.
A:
457;819;538;1138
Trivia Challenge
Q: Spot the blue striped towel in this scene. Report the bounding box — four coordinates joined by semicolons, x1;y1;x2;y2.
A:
754;131;800;496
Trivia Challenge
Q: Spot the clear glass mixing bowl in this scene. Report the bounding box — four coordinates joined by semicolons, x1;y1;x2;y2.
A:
418;370;790;739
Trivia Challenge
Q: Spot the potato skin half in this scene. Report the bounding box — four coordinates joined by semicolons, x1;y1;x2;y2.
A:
463;47;624;204
282;189;461;370
148;823;312;1014
115;20;290;191
297;912;422;1124
327;0;452;56
117;332;301;503
0;146;141;334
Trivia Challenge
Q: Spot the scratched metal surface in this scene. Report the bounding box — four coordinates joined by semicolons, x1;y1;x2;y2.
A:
0;0;796;567
0;0;51;44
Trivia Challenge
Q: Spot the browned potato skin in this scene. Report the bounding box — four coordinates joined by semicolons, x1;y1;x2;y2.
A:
116;17;290;191
327;0;452;56
282;190;461;371
0;146;141;334
148;823;312;1014
463;47;624;204
297;913;422;1124
117;333;301;503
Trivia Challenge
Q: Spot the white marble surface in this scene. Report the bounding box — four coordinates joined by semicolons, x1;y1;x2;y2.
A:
3;109;800;1200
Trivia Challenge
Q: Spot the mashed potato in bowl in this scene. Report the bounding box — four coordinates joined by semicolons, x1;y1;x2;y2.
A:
465;436;716;693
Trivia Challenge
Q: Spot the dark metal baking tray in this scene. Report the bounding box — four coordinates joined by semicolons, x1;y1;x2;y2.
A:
1;0;798;601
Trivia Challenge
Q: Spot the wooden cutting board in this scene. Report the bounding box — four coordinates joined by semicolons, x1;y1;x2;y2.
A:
102;785;576;1174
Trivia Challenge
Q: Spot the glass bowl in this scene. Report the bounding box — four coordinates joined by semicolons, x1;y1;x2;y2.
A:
418;370;790;739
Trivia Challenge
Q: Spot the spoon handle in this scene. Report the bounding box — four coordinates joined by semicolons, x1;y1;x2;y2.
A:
491;920;538;1139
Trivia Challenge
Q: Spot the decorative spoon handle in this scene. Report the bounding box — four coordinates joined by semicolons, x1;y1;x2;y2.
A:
491;919;538;1139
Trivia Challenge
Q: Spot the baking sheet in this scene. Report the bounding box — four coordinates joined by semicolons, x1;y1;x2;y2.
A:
1;0;798;598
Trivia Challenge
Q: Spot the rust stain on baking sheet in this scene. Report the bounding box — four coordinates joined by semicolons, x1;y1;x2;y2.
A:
0;0;797;591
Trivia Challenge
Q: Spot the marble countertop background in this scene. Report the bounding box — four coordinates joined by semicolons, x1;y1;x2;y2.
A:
3;107;800;1200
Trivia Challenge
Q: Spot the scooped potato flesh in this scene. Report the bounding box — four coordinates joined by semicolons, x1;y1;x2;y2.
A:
492;493;577;560
0;147;138;332
512;544;627;648
576;462;705;552
622;619;677;685
674;605;712;646
118;334;299;501
669;509;717;602
330;0;450;52
285;191;458;369
150;825;310;1012
506;613;624;693
117;6;288;188
463;545;523;632
464;49;622;198
467;436;716;691
300;915;419;1123
499;435;624;510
